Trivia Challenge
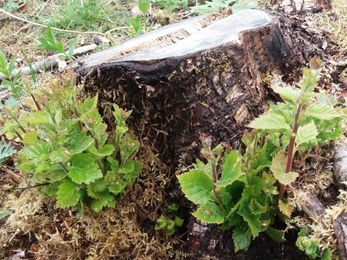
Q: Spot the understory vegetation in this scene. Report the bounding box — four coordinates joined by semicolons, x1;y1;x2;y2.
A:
1;0;347;259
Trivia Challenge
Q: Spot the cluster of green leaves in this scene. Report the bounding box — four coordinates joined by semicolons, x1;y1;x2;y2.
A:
155;203;184;235
37;27;77;60
178;59;346;252
296;230;331;259
178;136;282;251
0;74;142;212
249;58;344;202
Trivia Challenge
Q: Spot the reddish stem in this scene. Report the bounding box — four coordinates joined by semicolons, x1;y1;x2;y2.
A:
278;103;303;201
31;94;41;111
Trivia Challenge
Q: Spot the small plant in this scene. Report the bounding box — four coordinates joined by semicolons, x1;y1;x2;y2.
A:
0;49;22;98
155;204;184;235
178;58;346;252
1;72;143;212
37;27;77;60
296;230;331;259
127;1;152;37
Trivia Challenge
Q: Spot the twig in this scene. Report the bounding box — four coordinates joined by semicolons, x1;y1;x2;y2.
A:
0;44;97;80
15;183;49;190
2;165;21;184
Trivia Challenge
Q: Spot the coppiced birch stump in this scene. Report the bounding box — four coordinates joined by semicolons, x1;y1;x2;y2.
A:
73;8;327;259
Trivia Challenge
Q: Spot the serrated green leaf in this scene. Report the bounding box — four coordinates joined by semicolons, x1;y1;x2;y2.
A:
36;160;52;174
50;147;71;163
238;199;263;237
216;151;242;189
108;157;119;173
248;113;290;130
20;110;52;125
119;160;134;174
305;102;342;120
272;84;300;103
25;140;51;161
79;95;98;113
87;184;113;200
90;199;108;213
123;161;142;184
22;131;38;145
270;151;299;185
90;191;115;212
69;131;94;155
108;182;124;195
193;201;226;224
295;122;318;147
233;226;252;252
56;178;81;208
47;164;67;182
68;154;102;184
119;136;140;162
89;178;107;193
113;104;132;124
177;169;214;205
300;68;320;92
88;144;115;157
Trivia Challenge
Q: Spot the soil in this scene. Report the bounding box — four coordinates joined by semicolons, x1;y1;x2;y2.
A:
1;0;347;259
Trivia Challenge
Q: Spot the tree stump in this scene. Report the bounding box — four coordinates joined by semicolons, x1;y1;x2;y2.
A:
74;9;311;166
73;8;322;259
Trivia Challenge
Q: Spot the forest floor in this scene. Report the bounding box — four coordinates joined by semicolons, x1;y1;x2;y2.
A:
1;0;347;259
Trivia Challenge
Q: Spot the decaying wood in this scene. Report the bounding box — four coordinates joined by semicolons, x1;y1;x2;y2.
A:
333;139;347;260
276;0;331;13
334;212;347;260
295;189;326;220
334;140;347;189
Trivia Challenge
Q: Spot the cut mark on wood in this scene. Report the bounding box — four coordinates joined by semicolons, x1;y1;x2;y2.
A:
73;10;271;70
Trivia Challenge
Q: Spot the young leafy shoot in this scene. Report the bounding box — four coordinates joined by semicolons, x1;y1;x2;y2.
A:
249;57;345;200
1;73;142;212
178;57;346;252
